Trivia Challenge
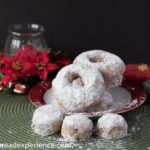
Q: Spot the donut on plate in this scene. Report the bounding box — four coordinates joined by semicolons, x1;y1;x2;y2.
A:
52;64;105;112
86;90;113;112
73;50;125;88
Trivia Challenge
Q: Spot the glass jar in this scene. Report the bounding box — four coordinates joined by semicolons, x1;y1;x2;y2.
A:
4;23;47;57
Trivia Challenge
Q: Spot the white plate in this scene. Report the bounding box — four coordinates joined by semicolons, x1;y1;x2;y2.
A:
44;86;131;113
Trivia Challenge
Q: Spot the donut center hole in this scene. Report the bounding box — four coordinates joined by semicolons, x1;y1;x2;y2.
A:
88;56;103;63
68;73;84;86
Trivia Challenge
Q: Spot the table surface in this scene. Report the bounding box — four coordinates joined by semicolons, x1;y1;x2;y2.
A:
0;91;150;150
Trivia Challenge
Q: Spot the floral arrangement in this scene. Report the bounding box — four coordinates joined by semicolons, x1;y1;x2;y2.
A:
124;63;150;99
0;45;70;93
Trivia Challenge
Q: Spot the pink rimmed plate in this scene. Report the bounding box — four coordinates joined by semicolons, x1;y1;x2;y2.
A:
28;81;146;117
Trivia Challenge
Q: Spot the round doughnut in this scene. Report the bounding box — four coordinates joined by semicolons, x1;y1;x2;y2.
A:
52;64;105;112
31;105;64;136
73;50;125;88
97;113;128;139
86;90;113;112
61;114;93;141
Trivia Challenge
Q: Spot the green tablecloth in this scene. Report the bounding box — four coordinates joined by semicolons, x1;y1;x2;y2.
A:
0;91;150;150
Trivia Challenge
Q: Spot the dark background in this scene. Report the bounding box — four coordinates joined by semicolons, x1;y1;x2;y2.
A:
0;0;150;63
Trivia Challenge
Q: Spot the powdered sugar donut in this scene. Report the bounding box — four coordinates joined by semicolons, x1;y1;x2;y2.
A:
97;113;128;139
61;114;93;141
73;50;125;88
86;90;113;112
52;64;105;112
31;105;64;136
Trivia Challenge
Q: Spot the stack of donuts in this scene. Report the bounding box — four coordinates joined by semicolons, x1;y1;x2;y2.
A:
52;50;125;113
31;50;128;141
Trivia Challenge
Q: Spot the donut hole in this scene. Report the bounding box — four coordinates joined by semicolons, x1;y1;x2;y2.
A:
108;126;123;139
88;56;103;63
67;72;84;86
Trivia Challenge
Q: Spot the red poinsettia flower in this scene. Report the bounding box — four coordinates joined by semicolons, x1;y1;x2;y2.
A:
0;55;34;86
18;45;43;56
2;56;34;77
50;51;70;66
31;51;58;80
124;64;150;84
0;75;12;87
17;45;43;62
60;58;70;66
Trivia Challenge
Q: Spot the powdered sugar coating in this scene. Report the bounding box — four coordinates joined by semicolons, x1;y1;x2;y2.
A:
61;114;93;141
73;50;125;88
86;90;113;112
97;113;128;139
31;104;64;136
52;64;105;112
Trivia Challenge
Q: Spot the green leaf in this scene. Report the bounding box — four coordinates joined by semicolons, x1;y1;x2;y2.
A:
3;87;13;94
0;73;4;80
54;50;61;56
142;80;150;100
47;47;52;53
